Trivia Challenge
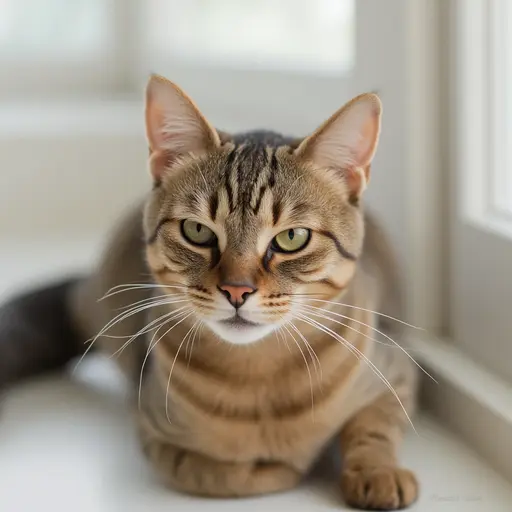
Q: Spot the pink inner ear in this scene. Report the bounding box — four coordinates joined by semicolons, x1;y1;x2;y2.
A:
353;111;380;168
146;102;168;153
145;75;222;182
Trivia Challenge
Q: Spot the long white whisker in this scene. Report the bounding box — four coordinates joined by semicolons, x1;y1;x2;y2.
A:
111;306;189;359
293;306;427;354
115;293;186;311
99;283;188;301
90;297;188;343
138;309;193;410
97;305;191;340
275;327;286;354
278;326;292;353
165;319;200;424
295;312;417;435
297;303;437;383
73;297;190;369
282;322;315;421
296;297;424;330
186;321;202;368
76;307;188;377
288;322;323;382
72;299;182;374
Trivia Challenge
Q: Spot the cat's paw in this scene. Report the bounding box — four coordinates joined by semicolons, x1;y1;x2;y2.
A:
341;466;418;510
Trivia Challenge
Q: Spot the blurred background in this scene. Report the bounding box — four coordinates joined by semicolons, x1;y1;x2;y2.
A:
0;0;512;509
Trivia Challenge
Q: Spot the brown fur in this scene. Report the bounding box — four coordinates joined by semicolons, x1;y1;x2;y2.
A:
67;76;419;509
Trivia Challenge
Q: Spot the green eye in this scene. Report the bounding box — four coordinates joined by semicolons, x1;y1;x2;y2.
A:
272;228;311;253
181;220;217;246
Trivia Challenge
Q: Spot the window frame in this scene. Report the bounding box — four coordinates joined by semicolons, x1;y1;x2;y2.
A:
458;0;512;239
450;0;512;382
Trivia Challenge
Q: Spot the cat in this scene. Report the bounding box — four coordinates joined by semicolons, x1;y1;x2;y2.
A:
0;74;419;510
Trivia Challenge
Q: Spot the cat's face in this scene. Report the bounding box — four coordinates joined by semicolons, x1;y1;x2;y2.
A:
143;75;381;345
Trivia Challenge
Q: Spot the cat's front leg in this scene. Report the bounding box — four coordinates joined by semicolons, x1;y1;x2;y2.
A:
339;383;419;510
141;436;301;497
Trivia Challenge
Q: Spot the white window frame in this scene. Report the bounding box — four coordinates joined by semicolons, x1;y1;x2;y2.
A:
419;0;512;484
449;0;512;382
459;0;512;240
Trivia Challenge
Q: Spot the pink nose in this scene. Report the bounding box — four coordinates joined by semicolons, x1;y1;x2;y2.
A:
218;283;257;308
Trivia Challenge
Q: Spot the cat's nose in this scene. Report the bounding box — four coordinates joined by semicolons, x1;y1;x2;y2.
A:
217;283;257;309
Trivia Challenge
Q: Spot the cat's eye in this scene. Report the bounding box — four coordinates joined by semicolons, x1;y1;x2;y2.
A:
181;220;217;247
272;228;311;253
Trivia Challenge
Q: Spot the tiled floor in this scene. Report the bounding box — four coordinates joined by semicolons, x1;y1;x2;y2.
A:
1;238;511;511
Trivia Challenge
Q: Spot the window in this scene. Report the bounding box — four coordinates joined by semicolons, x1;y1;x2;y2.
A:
0;0;122;97
0;0;355;99
148;0;355;75
491;0;512;218
0;1;109;58
451;0;512;383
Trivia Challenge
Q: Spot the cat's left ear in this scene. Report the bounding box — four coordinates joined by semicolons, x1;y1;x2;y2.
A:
295;93;381;199
145;74;220;182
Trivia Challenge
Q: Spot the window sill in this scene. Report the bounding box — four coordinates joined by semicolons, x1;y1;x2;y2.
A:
415;333;512;483
463;211;512;244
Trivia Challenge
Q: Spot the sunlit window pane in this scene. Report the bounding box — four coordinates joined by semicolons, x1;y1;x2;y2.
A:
149;0;355;74
493;0;512;216
0;0;110;59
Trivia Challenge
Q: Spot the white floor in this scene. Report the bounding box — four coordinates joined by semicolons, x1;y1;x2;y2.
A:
1;238;512;511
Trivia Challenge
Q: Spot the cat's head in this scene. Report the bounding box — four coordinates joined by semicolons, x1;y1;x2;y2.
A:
143;75;381;345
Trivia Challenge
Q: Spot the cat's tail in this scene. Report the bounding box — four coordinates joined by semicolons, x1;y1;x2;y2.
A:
0;278;86;389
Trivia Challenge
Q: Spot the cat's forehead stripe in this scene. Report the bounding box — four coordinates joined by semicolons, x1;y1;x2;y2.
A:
210;142;284;220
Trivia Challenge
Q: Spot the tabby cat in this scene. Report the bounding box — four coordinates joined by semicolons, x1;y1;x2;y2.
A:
0;75;419;510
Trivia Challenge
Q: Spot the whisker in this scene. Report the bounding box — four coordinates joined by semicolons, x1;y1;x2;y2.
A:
282;322;315;421
276;326;292;353
94;306;189;341
294;312;417;434
288;322;323;382
89;297;188;344
165;319;200;424
288;292;331;297
276;327;282;353
185;319;202;366
138;309;193;410
297;303;437;383
72;299;182;374
74;297;190;368
292;306;427;355
115;293;186;311
99;283;188;301
187;321;202;368
296;297;424;330
275;327;283;352
111;306;189;359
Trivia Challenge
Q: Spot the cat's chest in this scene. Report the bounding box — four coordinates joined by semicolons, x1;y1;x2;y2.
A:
148;323;379;470
165;361;371;470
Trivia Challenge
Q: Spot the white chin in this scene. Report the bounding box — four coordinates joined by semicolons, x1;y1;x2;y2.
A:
205;321;276;345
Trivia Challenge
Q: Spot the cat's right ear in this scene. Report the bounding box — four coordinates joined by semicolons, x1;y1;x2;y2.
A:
145;74;220;182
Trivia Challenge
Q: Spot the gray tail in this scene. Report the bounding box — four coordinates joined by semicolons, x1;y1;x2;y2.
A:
0;278;85;389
